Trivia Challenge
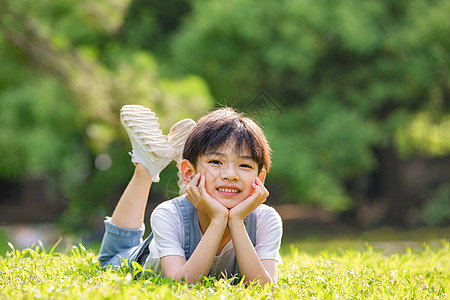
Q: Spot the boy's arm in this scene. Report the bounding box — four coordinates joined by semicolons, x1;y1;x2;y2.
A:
161;174;229;283
228;221;278;284
161;217;227;283
228;177;277;285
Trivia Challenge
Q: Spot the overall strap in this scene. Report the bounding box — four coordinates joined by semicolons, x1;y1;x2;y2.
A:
136;232;153;265
173;196;202;260
233;210;257;275
174;195;257;276
244;210;257;246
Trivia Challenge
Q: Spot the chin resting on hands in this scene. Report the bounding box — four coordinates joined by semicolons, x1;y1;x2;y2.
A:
228;177;269;222
185;173;228;220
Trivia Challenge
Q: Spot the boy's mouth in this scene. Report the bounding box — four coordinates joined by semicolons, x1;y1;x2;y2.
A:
217;188;240;193
216;185;241;196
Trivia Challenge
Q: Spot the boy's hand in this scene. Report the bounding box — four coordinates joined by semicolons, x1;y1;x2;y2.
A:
228;177;269;222
185;173;229;221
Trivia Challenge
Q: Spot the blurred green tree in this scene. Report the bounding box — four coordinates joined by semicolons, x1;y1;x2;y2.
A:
162;0;449;223
1;0;449;229
0;0;213;232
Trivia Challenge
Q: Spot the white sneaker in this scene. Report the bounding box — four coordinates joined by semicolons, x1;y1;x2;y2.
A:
120;105;175;182
167;118;197;194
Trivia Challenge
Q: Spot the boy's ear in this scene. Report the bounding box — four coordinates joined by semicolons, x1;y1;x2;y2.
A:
258;169;266;184
180;159;196;184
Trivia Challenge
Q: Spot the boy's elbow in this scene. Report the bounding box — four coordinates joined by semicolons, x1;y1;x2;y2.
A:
172;272;205;284
164;269;190;283
257;275;276;287
266;275;277;286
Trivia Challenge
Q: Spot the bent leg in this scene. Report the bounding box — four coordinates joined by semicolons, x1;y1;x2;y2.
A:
111;164;152;229
98;217;146;268
98;164;152;267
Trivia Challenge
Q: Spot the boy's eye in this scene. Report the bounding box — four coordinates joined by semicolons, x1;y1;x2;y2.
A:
240;164;253;169
208;160;222;165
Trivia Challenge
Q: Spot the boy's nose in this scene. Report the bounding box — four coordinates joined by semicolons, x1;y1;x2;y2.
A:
221;165;239;181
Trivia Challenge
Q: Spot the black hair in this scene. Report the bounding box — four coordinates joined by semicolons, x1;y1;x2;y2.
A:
183;107;271;173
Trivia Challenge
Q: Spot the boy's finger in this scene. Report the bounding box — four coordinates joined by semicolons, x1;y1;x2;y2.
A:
247;183;267;206
185;186;194;198
198;181;213;205
199;174;206;190
186;187;201;205
186;182;200;195
198;176;214;201
199;184;208;200
185;189;193;202
252;183;262;196
197;175;206;196
188;173;200;186
255;177;269;198
255;177;265;188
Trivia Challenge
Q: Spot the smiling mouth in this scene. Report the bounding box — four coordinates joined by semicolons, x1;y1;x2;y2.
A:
217;188;240;193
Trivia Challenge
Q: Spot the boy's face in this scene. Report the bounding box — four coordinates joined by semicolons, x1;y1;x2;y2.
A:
192;144;265;209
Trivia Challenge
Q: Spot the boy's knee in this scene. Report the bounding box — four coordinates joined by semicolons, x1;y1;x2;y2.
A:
98;254;125;269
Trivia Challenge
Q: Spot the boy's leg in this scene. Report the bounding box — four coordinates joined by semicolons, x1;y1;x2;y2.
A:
99;105;197;267
120;105;174;182
98;164;152;268
99;105;172;266
111;164;152;229
112;105;173;228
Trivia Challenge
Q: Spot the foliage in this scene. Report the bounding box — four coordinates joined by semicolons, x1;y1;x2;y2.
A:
423;184;450;226
0;242;448;299
262;102;379;210
164;0;450;209
119;0;191;52
396;112;450;158
0;0;449;227
0;0;213;232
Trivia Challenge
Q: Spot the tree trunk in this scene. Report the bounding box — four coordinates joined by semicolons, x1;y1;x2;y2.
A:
373;147;406;226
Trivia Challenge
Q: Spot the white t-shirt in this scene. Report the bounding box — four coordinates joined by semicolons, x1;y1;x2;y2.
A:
144;200;283;277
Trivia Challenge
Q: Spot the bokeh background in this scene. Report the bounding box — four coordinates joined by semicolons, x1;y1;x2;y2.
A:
0;0;449;253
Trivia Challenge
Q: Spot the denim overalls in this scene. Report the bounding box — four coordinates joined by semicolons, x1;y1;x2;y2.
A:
98;195;257;277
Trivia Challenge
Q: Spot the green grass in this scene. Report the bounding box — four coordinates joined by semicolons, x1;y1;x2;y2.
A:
0;229;9;256
281;226;450;255
0;241;448;299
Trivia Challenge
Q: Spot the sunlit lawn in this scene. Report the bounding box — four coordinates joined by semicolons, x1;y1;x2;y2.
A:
0;227;448;299
281;226;450;255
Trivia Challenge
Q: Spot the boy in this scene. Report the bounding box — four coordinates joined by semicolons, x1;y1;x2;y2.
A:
98;105;283;285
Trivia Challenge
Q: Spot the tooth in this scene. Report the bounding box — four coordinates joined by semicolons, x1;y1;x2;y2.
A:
218;188;238;193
